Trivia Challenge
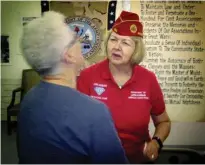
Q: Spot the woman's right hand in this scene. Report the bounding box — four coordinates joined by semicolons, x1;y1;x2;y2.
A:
143;141;159;161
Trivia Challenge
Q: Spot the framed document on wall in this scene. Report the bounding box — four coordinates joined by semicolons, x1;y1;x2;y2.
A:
1;35;10;65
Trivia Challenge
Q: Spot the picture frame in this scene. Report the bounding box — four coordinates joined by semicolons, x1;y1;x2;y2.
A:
1;35;10;65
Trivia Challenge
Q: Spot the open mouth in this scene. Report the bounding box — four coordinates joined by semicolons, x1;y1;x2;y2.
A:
112;53;122;59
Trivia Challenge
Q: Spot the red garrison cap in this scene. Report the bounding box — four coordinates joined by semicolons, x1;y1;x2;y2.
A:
112;10;143;37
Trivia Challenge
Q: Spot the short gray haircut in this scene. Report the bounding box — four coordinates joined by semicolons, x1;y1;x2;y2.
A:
20;11;76;76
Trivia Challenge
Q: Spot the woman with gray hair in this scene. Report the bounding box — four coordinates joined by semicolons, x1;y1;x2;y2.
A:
18;11;128;164
77;11;171;164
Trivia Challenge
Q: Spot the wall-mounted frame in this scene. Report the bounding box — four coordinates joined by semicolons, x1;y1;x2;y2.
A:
1;35;10;65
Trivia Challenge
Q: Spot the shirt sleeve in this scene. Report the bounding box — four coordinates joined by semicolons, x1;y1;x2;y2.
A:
77;69;91;95
150;72;166;116
90;104;129;164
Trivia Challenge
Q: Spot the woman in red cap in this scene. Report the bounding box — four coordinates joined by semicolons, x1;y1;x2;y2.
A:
77;11;171;164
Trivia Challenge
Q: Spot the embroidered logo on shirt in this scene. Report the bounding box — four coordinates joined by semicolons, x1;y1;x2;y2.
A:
94;86;105;95
128;91;149;100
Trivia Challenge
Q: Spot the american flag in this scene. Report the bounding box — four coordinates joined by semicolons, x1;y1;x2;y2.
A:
41;0;49;14
107;1;117;30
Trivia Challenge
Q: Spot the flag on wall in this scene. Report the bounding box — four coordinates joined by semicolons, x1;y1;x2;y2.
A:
41;0;49;14
107;1;117;30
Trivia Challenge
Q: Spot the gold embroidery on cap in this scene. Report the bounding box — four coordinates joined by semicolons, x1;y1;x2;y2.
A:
113;28;118;32
130;24;137;33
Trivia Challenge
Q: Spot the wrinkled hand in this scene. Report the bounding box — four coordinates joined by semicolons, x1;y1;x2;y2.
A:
143;140;160;161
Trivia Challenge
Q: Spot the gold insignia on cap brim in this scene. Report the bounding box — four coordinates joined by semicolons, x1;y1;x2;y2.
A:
130;24;137;33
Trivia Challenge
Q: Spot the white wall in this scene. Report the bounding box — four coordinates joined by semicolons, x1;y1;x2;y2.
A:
1;1;41;79
1;1;41;120
149;122;205;146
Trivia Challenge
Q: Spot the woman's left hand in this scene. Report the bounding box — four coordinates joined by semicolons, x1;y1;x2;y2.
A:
143;140;160;161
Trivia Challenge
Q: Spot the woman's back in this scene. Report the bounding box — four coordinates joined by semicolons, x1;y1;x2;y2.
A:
18;81;128;164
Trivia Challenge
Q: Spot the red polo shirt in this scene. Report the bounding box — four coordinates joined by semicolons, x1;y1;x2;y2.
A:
77;59;165;163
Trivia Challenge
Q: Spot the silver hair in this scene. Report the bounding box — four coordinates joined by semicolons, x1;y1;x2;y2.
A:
20;11;76;76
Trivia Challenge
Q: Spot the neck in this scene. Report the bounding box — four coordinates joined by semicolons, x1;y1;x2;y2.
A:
43;69;77;88
109;62;133;76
